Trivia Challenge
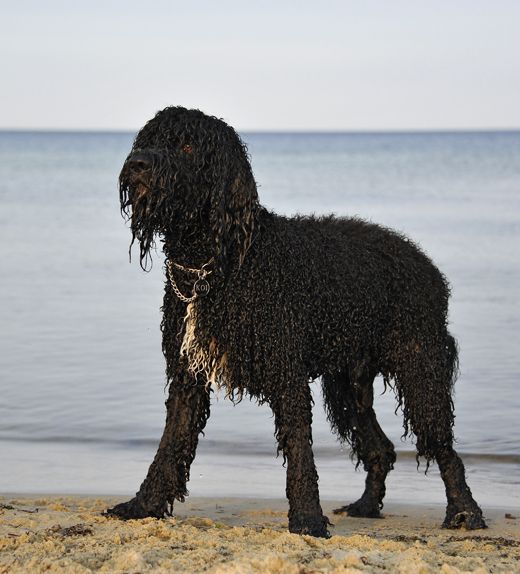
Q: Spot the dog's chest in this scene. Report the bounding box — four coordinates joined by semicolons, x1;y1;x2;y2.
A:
180;302;228;390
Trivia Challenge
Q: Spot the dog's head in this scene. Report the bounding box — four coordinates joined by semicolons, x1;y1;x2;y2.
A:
120;106;259;272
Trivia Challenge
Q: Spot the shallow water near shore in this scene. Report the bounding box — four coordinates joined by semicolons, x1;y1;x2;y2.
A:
0;130;519;508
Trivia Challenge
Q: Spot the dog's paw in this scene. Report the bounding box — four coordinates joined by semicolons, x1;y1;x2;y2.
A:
333;501;382;519
104;494;164;520
289;514;331;538
442;510;487;530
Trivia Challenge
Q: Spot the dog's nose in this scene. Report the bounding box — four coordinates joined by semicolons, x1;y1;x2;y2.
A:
127;153;151;174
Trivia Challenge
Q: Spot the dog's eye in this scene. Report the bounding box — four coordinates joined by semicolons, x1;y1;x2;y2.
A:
183;143;193;152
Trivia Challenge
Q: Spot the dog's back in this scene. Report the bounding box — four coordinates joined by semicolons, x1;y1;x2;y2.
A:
237;209;451;374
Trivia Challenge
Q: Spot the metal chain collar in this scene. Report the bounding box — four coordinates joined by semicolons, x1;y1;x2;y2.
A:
168;258;214;303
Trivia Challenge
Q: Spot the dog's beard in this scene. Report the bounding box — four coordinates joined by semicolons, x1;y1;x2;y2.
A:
119;165;168;268
129;190;160;268
120;177;203;269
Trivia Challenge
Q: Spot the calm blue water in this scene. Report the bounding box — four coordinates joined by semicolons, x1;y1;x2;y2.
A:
1;130;519;509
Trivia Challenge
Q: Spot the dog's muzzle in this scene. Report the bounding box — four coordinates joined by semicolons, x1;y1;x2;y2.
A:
123;153;153;198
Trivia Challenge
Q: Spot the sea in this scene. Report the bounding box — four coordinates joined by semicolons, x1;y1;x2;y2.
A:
1;129;519;511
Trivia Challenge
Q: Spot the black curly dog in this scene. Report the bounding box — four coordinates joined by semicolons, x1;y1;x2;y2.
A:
107;106;486;536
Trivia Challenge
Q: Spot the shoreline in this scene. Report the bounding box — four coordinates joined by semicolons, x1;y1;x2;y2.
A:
1;495;519;573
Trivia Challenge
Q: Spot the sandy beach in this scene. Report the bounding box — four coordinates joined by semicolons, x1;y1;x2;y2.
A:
1;495;519;573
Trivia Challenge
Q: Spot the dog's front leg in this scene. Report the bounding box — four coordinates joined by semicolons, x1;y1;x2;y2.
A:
270;382;330;538
106;378;210;519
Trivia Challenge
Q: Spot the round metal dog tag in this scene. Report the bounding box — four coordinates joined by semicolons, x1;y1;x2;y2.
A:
194;279;210;297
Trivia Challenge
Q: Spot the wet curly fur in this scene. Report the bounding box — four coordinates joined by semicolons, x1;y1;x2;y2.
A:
107;106;486;536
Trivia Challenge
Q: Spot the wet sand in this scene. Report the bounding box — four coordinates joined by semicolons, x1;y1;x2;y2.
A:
1;494;519;573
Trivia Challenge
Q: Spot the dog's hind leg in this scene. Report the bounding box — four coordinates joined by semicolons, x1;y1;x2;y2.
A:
323;362;396;518
106;378;210;520
435;446;487;529
410;413;486;529
269;381;330;538
396;333;486;529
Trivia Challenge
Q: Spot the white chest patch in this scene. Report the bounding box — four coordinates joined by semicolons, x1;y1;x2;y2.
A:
180;302;228;390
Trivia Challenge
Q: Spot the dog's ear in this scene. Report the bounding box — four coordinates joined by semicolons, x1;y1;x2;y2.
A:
209;159;258;277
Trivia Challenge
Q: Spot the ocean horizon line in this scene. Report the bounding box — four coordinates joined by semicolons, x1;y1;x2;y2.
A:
1;127;520;136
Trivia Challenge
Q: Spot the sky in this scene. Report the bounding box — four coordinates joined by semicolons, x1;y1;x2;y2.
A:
1;0;520;132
